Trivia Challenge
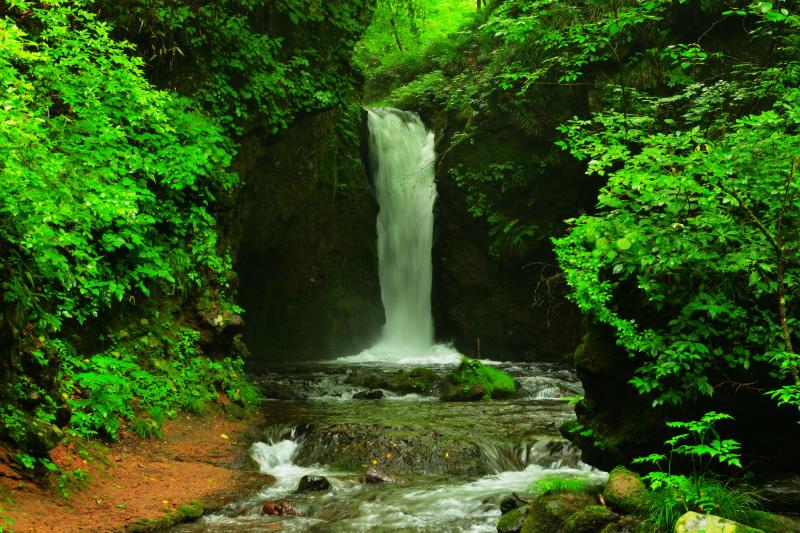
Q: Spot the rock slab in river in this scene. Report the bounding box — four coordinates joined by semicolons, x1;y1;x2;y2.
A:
261;499;300;516
365;466;405;484
674;511;763;533
297;475;331;492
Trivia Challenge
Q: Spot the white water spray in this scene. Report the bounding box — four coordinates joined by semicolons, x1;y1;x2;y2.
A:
341;108;460;363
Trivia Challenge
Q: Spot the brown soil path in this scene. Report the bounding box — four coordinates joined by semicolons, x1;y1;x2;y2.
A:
0;410;270;532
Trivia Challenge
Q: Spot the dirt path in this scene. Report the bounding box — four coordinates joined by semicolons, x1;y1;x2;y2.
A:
0;410;270;532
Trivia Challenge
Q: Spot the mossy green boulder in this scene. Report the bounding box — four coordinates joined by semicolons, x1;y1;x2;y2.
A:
442;357;517;400
497;504;529;533
603;466;647;513
521;491;595;533
563;504;619;533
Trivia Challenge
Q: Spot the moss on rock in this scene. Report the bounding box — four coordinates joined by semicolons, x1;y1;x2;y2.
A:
603;467;647;514
497;504;529;533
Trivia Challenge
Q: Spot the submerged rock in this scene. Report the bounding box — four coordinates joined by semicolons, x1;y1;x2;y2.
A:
365;466;405;484
674;511;764;533
760;475;800;513
603;467;647;513
440;382;487;401
354;389;384;400
297;475;331;492
261;499;299;516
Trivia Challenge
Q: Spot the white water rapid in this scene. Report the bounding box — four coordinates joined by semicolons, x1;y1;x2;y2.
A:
341;108;459;364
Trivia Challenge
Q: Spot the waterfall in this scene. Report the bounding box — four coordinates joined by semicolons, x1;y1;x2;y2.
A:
338;107;459;363
369;108;437;354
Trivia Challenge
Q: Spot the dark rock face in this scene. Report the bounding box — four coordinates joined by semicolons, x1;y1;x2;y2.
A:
561;324;669;472
231;108;384;362
261;499;300;516
406;83;598;363
297;475;331;492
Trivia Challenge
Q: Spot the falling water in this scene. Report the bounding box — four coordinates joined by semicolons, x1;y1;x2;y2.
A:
359;109;440;358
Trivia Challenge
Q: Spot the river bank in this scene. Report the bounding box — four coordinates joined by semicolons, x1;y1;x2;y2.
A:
0;409;270;533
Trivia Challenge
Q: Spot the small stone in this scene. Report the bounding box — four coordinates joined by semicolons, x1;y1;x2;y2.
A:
297;475;331;492
261;499;299;516
353;390;384;400
365;466;405;484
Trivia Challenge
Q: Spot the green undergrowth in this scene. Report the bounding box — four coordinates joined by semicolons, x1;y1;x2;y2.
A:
530;475;591;496
449;357;517;398
60;327;260;440
2;321;260;475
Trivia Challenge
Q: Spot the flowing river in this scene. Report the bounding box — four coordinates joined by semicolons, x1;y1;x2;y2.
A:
170;360;604;532
171;109;604;531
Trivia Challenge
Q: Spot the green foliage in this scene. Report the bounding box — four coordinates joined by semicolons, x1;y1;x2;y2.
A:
57;468;89;499
451;162;539;258
552;1;800;411
529;475;590;496
0;1;237;334
58;328;259;440
99;0;371;133
449;357;517;398
639;475;760;533
633;413;758;532
356;0;474;80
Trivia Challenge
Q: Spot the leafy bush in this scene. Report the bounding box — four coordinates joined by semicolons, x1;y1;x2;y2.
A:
634;413;760;532
1;1;237;333
58;328;260;440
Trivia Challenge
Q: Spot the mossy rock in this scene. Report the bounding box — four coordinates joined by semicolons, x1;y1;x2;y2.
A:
440;382;487;401
444;357;517;400
674;511;764;533
497;504;529;533
743;510;800;533
599;515;642;533
603;466;647;514
563;504;619;533
521;491;595;533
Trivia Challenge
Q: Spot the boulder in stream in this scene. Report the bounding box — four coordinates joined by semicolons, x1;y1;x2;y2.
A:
759;474;800;513
440;382;487;401
354;389;384;400
365;466;405;484
297;475;332;492
261;499;300;516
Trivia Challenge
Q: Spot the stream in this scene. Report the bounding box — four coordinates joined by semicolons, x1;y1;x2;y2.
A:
171;360;606;532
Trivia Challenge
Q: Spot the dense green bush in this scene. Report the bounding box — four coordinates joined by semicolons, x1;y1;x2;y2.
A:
1;1;236;333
